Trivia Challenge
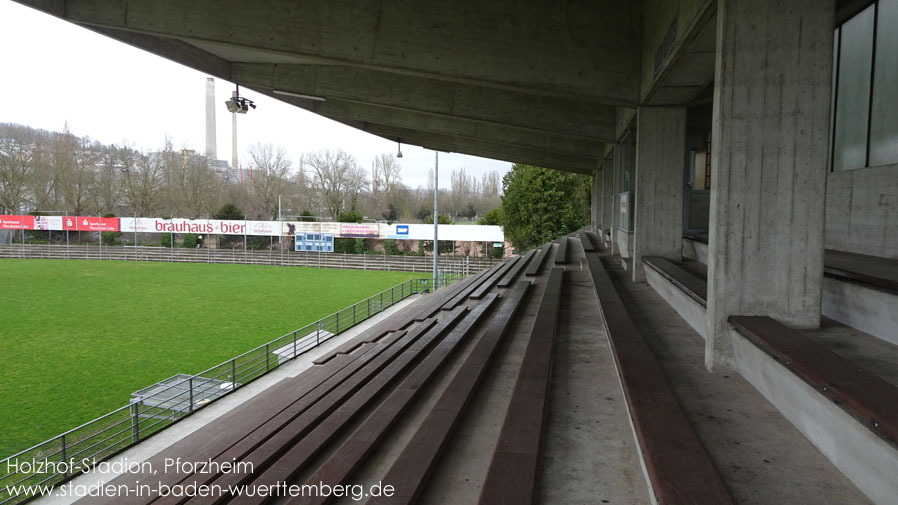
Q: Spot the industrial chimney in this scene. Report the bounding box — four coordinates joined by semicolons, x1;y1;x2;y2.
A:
205;77;217;159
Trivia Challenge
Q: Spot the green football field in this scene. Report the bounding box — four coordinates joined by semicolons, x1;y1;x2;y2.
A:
0;259;419;458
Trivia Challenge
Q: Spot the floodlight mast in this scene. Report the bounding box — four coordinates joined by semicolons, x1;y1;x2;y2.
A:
433;151;438;291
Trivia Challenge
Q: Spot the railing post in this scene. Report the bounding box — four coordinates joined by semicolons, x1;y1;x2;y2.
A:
130;403;140;443
232;359;237;386
60;433;67;474
265;343;270;371
189;377;195;413
317;321;322;346
336;312;340;333
292;331;297;359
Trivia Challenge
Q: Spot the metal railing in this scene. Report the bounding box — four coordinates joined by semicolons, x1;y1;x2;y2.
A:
0;244;495;274
0;274;463;505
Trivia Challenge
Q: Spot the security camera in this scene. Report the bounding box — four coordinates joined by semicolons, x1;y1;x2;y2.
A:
225;86;256;114
225;98;242;113
225;97;255;114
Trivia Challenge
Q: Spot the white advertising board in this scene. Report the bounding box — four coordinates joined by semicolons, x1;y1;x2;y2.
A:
120;218;281;236
383;223;503;242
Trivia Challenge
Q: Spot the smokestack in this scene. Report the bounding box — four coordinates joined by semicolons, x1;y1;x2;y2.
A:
205;78;217;159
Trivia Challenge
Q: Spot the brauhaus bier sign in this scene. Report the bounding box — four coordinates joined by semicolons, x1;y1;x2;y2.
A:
1;214;504;241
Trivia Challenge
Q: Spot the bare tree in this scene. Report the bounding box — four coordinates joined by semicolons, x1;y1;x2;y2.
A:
95;145;122;215
247;143;293;218
121;148;164;216
371;153;402;213
179;154;223;218
305;149;367;218
59;133;100;215
0;124;33;214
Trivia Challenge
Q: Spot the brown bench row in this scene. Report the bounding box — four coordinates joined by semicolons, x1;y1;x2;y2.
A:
312;260;504;365
583;251;736;505
478;267;564;505
729;316;898;448
643;256;708;306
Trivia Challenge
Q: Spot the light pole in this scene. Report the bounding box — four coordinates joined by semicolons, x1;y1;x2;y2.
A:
433;151;439;291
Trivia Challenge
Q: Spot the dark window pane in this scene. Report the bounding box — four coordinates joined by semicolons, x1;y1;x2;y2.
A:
833;5;874;171
871;0;898;166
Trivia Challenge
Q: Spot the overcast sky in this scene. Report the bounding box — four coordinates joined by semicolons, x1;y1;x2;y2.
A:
0;1;510;190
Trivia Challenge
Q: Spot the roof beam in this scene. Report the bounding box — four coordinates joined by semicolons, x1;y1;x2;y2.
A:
335;120;598;175
261;92;604;161
232;63;617;143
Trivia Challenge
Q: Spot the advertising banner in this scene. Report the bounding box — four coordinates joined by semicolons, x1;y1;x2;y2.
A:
339;223;379;238
383;223;503;242
63;216;120;232
33;216;63;231
120;218;281;236
282;221;340;236
0;215;34;230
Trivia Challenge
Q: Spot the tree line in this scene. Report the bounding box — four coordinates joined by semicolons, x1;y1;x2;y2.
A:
0;123;502;223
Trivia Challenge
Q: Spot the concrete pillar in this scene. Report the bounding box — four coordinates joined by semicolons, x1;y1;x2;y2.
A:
602;151;615;246
632;107;687;282
705;0;833;370
591;164;602;230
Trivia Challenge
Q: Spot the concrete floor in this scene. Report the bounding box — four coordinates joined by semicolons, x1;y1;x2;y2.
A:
539;249;649;505
608;265;875;505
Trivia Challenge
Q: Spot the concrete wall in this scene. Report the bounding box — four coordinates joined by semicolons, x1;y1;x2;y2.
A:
822;278;898;345
825;164;898;259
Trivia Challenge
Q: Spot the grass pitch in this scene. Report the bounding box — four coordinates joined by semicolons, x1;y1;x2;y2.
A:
0;259;419;458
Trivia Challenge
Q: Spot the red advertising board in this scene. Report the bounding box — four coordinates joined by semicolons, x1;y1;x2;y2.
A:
62;216;120;232
0;215;35;230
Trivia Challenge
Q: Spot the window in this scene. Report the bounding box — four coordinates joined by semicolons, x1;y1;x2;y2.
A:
832;0;898;170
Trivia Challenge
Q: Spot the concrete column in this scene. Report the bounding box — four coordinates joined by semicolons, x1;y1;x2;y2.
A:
602;151;615;246
591;164;602;230
632;107;687;282
705;0;833;369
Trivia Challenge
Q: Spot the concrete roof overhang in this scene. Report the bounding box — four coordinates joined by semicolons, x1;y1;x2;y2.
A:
14;0;646;174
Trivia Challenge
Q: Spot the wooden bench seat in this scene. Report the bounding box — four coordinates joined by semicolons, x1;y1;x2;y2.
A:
478;267;564;505
216;307;474;505
554;236;569;265
441;266;498;311
163;314;466;505
368;281;532;505
277;294;502;505
525;243;554;277
579;230;596;252
497;248;537;288
311;271;488;365
729;315;898;448
644;256;708;306
824;249;898;293
470;256;521;299
584;254;736;505
83;327;418;505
